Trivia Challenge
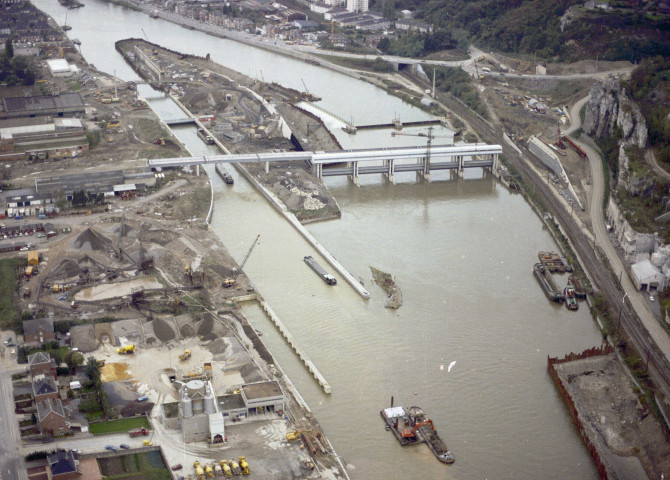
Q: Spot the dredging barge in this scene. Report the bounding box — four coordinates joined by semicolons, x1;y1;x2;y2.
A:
533;263;565;303
381;405;455;464
304;255;336;285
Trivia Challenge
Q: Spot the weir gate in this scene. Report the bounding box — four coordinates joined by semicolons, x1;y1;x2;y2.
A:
148;143;503;184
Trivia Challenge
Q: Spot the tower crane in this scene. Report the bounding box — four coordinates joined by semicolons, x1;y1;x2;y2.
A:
223;234;260;288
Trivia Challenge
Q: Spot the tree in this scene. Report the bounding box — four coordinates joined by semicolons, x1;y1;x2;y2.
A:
64;351;84;374
85;357;100;383
377;37;391;53
51;348;64;367
4;39;13;59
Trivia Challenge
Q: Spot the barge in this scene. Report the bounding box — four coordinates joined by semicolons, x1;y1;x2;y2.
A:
197;128;215;145
304;255;336;285
533;263;565;302
381;405;454;464
215;163;234;185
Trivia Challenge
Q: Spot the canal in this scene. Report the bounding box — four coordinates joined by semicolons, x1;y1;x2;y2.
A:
34;1;602;478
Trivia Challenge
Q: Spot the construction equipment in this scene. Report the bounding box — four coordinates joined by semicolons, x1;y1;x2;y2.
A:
229;460;241;475
142;440;153;446
213;463;223;476
401;419;435;439
238;456;249;475
128;427;149;437
223;234;260;288
117;344;136;354
204;464;214;478
219;460;232;478
153;138;166;145
300;457;315;471
286;430;317;442
194;461;205;480
179;349;191;361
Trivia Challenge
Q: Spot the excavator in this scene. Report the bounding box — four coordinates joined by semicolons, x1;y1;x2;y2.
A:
116;344;135;354
401;419;435;439
286;430;317;442
223;234;260;288
179;349;191;361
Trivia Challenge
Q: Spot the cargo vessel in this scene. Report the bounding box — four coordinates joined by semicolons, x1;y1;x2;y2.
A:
304;255;336;285
381;405;454;464
197;128;215;145
215;163;234;184
533;263;565;302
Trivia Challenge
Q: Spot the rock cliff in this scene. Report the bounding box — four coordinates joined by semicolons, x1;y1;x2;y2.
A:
582;75;647;149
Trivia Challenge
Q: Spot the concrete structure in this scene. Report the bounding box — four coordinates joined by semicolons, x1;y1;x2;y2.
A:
346;0;368;12
47;450;80;480
32;376;59;403
28;352;57;379
37;398;67;437
179;379;225;443
23;318;55;344
528;136;565;180
631;259;667;292
46;59;73;77
241;381;284;416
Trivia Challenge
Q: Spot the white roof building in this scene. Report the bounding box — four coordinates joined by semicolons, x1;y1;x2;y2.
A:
46;59;73;77
631;259;667;292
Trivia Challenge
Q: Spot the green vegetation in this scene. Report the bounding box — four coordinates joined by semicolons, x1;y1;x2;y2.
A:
627;56;670;163
86;131;101;149
89;417;150;435
80;357;114;421
98;452;171;480
433;66;487;118
0;258;27;330
393;0;670;61
0;40;37;86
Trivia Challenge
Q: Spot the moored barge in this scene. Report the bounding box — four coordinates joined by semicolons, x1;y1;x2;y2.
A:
304;255;336;285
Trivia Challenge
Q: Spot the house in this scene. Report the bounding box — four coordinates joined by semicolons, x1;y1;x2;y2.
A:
631;259;667;292
47;450;80;480
395;18;433;33
32;376;59;403
23;318;55;344
37;398;67;437
28;352;57;379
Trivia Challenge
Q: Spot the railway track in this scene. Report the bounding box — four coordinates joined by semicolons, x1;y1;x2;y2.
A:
403;72;670;393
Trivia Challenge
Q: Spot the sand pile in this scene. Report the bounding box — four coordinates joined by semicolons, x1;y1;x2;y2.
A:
152;317;176;342
100;362;132;383
73;228;113;251
49;259;83;279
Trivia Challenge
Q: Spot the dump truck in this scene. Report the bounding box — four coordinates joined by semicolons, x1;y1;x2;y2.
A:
213;463;223;476
229;460;241;475
220;460;232;477
238;457;249;475
179;350;191;361
204;464;214;478
194;461;205;480
128;427;149;437
117;344;135;354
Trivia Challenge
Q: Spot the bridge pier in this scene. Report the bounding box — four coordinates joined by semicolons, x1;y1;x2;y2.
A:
422;156;431;182
349;161;360;186
265;161;270;174
457;155;464;178
384;159;396;184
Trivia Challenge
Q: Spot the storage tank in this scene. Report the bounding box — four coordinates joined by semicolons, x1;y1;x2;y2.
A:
181;395;193;418
204;385;216;414
651;252;667;267
186;379;205;397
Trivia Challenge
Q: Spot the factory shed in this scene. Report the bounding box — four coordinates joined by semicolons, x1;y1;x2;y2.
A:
241;381;284;416
631;259;667;292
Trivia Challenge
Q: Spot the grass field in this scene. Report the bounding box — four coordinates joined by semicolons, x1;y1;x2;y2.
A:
0;257;26;330
97;451;170;480
89;417;150;435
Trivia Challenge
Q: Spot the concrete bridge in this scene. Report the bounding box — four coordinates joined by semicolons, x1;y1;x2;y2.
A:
148;143;502;184
164;117;197;126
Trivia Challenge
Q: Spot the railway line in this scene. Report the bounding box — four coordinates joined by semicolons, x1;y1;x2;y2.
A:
404;71;670;395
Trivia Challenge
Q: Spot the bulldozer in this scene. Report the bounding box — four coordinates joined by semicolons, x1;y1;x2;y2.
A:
117;344;136;354
179;349;191;361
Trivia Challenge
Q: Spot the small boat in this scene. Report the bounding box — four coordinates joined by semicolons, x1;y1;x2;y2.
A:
564;285;579;311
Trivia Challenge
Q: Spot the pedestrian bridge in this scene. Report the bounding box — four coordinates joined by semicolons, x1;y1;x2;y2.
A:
148;143;502;184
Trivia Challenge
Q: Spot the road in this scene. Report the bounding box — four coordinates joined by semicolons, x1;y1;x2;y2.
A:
0;344;29;480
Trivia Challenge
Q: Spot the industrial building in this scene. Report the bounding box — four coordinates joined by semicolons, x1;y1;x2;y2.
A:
178;379;226;443
46;59;80;78
1;93;85;119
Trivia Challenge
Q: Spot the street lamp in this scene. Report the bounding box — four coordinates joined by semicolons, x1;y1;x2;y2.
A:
617;292;628;331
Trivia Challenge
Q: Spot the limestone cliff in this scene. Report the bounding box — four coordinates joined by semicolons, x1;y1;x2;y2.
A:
582;75;647;149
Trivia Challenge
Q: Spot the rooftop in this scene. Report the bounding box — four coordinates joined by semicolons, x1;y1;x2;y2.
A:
48;450;77;475
28;351;52;366
37;397;65;422
242;381;282;400
22;318;54;336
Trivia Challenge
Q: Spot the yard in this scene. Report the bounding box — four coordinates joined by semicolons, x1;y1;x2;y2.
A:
97;451;170;480
89;417;150;435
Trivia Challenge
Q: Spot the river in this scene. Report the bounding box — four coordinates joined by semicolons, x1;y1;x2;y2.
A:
34;1;602;478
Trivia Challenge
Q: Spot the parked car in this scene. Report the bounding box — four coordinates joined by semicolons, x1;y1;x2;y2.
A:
650;295;655;302
119;444;130;449
137;396;148;402
171;464;183;471
105;445;118;452
36;233;45;238
58;296;67;301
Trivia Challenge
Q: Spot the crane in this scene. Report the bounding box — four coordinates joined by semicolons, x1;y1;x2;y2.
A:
301;78;310;94
223;234;260;288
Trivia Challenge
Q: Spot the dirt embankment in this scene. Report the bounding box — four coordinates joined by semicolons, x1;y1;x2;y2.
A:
370;266;403;309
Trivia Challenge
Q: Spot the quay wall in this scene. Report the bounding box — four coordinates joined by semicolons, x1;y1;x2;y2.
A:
547;346;614;480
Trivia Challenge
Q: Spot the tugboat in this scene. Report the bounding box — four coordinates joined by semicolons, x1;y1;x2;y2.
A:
564;285;579;311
